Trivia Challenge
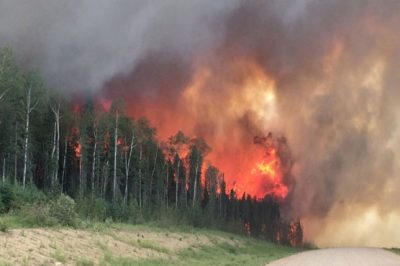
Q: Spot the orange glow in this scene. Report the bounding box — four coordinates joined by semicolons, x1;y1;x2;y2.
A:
104;59;290;200
250;147;288;199
74;142;82;158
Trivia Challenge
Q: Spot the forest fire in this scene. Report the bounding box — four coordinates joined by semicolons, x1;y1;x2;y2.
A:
102;59;289;201
1;0;399;250
251;148;288;199
74;142;82;158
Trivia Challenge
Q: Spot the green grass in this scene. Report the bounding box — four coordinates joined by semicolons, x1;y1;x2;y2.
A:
94;227;299;266
97;239;297;266
53;249;66;263
387;248;400;256
0;213;300;266
76;258;95;266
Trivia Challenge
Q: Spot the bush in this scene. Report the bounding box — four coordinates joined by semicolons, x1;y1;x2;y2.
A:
0;219;8;232
49;194;77;227
0;184;17;213
76;197;107;221
21;203;56;227
105;200;143;223
13;185;47;204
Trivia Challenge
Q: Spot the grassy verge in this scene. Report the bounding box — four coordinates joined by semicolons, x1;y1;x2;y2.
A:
0;215;300;266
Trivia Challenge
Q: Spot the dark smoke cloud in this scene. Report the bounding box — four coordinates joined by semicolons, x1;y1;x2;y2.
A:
1;0;400;246
0;0;236;91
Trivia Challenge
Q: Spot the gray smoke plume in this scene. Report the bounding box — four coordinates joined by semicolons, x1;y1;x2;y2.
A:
1;0;400;247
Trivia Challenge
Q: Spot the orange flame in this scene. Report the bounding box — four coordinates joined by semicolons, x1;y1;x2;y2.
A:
74;142;82;158
250;148;288;199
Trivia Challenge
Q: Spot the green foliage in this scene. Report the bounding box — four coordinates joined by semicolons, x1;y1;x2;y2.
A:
76;197;107;221
0;184;17;213
105;200;143;224
388;248;400;256
0;219;8;232
13;184;47;204
21;203;56;227
48;194;77;226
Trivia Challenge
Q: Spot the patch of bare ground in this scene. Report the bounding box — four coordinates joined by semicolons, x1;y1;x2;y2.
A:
0;227;236;265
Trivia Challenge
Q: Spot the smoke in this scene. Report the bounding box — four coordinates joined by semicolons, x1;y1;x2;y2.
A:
1;0;400;247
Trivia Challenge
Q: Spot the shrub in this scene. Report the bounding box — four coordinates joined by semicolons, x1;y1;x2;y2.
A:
0;198;5;214
21;203;56;227
105;200;143;223
14;185;47;204
49;194;77;226
0;184;17;213
0;220;8;232
76;197;107;221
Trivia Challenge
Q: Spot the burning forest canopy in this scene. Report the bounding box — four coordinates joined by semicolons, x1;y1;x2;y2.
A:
0;0;400;248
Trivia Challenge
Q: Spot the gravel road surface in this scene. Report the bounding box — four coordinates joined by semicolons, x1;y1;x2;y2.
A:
267;248;400;266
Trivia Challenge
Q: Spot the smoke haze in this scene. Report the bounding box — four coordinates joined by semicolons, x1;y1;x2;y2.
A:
1;0;399;247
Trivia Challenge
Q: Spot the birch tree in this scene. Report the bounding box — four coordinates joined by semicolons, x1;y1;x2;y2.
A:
188;138;210;208
167;131;189;208
109;100;124;200
50;102;61;189
21;72;43;188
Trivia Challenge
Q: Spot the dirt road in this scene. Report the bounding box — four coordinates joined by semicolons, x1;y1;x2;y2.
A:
267;248;400;266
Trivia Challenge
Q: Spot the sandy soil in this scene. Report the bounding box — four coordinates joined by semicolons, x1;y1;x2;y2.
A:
0;227;223;265
267;247;400;266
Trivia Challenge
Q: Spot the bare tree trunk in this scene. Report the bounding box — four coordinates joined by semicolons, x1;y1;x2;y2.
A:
50;105;60;189
175;160;180;208
139;147;143;209
22;87;37;189
113;111;119;200
0;88;9;101
14;122;18;185
79;140;83;194
149;147;158;206
2;156;5;183
124;134;135;204
91;124;98;199
54;107;60;188
103;160;109;199
165;164;169;209
192;161;199;208
51;121;56;161
61;136;68;194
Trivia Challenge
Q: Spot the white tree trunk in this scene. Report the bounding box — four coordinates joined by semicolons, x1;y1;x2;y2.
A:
91;123;97;199
2;157;5;183
79;139;83;193
22;87;34;189
149;147;158;206
55;108;60;187
0;88;9;101
61;137;68;194
124;134;135;204
165;165;169;209
14;122;18;185
175;160;180;208
103;160;109;199
139;147;143;209
113;111;119;200
50;106;60;189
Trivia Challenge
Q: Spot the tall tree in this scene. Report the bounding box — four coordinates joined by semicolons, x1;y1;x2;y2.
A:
21;72;44;188
167;131;189;208
188;138;210;208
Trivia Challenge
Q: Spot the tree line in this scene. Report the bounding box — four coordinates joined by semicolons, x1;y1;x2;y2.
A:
0;47;303;247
